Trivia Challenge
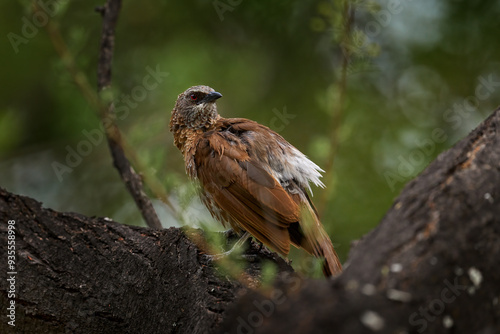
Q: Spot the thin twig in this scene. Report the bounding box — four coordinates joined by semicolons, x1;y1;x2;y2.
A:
95;0;163;229
39;1;176;228
37;1;289;285
318;1;354;217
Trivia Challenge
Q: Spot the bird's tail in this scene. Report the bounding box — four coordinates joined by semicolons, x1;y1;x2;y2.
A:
294;201;342;277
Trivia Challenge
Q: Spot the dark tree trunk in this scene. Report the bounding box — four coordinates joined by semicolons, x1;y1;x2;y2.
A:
0;189;291;333
1;107;500;334
219;108;500;334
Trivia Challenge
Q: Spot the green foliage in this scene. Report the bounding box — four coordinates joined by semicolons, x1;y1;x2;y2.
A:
1;0;499;268
0;109;22;152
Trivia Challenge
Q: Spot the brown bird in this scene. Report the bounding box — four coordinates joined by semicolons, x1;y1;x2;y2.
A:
170;85;342;276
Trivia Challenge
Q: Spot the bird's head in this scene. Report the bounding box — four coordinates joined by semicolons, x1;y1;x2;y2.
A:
170;85;223;130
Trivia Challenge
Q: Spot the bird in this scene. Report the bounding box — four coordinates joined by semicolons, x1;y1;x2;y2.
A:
169;85;342;276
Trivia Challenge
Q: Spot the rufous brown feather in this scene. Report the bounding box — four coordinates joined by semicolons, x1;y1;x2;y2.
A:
170;85;342;276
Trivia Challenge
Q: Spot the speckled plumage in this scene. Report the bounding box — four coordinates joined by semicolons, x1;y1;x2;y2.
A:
169;85;342;276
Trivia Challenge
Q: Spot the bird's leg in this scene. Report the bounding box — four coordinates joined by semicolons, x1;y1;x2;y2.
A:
205;232;251;261
257;241;264;252
223;229;238;240
229;231;251;252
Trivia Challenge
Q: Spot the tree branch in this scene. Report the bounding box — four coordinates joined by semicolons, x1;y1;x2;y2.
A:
219;107;500;333
95;0;163;229
39;0;169;228
0;186;279;333
2;107;499;333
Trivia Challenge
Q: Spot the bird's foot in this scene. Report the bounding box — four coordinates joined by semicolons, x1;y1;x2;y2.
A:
223;229;239;240
204;232;252;261
257;241;264;252
204;252;258;262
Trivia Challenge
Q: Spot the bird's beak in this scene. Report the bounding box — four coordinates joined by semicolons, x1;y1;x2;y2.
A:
198;92;223;104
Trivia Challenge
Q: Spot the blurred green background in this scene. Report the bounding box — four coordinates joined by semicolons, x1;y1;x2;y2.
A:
1;0;499;266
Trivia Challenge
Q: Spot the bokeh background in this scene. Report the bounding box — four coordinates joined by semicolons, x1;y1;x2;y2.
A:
1;0;499;266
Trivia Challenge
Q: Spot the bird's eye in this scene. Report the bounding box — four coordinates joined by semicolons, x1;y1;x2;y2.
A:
190;94;198;101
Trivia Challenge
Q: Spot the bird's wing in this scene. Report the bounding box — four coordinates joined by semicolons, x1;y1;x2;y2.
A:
217;119;342;275
195;131;300;255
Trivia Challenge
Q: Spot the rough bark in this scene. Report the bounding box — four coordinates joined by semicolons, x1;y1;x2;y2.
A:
0;189;292;333
1;107;499;334
219;108;500;334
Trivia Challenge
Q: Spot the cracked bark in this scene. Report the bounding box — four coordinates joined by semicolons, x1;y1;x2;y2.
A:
1;107;500;333
218;107;500;333
0;188;292;333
